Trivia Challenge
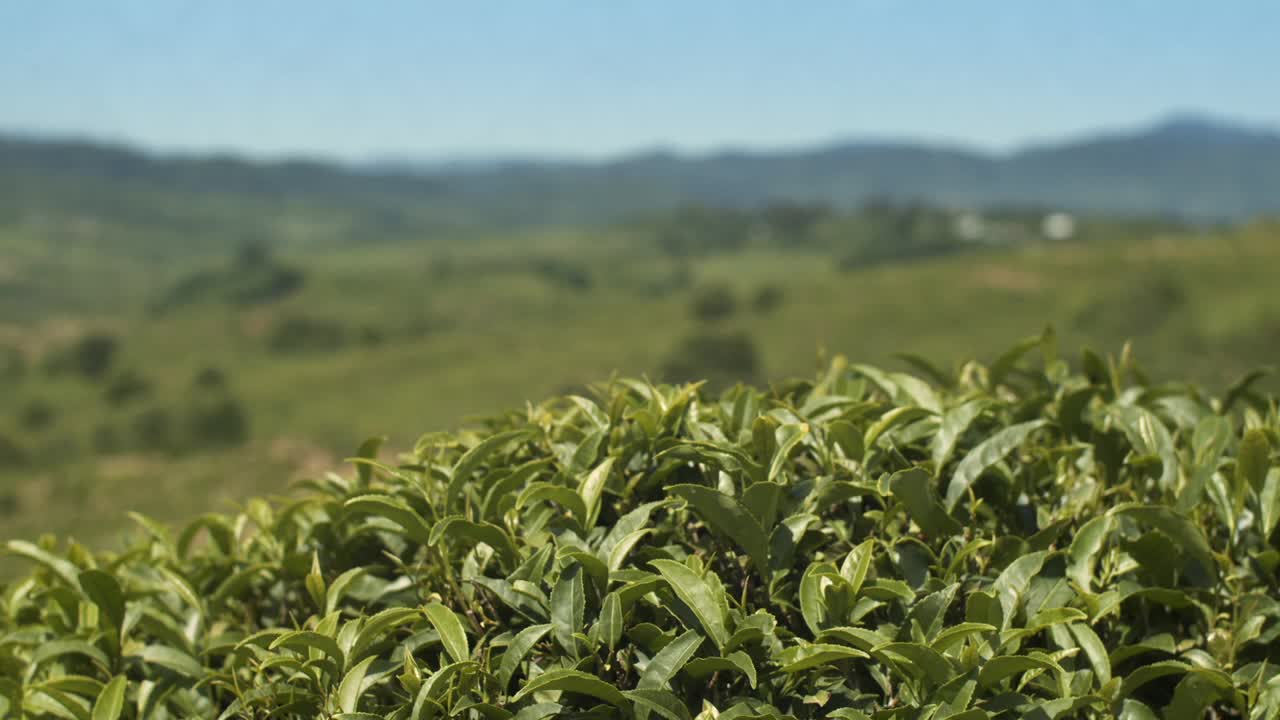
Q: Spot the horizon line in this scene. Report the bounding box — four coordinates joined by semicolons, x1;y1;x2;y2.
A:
2;109;1276;171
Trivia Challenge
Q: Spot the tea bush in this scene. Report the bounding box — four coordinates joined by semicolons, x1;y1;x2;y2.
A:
3;336;1280;719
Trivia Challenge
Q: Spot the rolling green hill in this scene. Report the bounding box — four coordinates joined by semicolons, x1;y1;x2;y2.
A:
2;214;1278;548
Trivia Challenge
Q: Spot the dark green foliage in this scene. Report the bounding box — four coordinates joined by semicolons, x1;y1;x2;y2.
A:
0;345;23;381
44;333;119;379
660;330;761;390
102;368;152;407
18;399;56;431
358;324;388;346
634;262;694;297
0;433;26;468
267;314;347;354
184;394;249;449
130;406;176;453
228;265;305;305
752;284;785;314
91;378;250;454
153;244;305;312
192;366;227;389
837;202;965;270
531;257;593;291
4;341;1280;719
690;283;738;323
760;203;829;246
654;205;751;257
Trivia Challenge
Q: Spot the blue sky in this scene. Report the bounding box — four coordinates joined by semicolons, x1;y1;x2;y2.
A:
2;1;1278;160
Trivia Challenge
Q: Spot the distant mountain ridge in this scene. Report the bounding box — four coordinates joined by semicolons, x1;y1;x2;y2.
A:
3;113;1279;225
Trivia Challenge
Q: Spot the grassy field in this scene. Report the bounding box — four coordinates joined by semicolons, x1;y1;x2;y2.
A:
2;216;1279;548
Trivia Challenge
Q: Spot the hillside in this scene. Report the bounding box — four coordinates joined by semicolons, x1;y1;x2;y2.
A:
3;218;1279;549
4;114;1280;233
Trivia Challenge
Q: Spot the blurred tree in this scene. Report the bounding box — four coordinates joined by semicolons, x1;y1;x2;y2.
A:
234;239;272;268
751;284;785;314
0;433;27;468
760;202;829;246
655;205;751;257
0;346;24;381
690;283;738;323
44;333;119;379
660;330;762;391
132;407;176;453
193;366;227;389
185;395;249;448
103;369;152;406
19;399;56;431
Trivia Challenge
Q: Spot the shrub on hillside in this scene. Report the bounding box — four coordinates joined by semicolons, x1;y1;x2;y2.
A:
689;282;738;323
633;262;694;297
228;265;306;305
358;324;388;346
660;329;761;390
0;433;26;468
654;204;751;257
193;366;227;389
152;242;306;312
184;394;250;448
43;332;119;379
17;399;56;431
103;368;153;407
531;257;593;291
0;345;23;381
130;406;176;453
267;314;347;353
751;283;785;314
3;337;1280;718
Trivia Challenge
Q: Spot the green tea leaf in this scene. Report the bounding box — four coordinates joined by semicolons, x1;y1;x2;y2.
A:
131;644;204;679
776;643;868;672
890;468;962;538
596;592;623;652
496;623;553;693
5;540;81;589
932;399;989;470
78;569;125;632
429;516;518;565
550;563;586;655
345;494;434;546
511;668;630;707
682;652;758;688
946;420;1048;510
90;676;127;720
666;484;771;578
651;559;730;651
638;630;705;690
976;654;1059;689
337;655;377;714
624;689;694;720
423;602;470;664
768;423;809;482
1237;428;1271;496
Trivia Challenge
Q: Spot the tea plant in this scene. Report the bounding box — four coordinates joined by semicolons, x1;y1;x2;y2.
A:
3;335;1279;719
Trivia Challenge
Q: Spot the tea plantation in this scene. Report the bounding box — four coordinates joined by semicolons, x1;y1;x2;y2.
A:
2;335;1278;719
